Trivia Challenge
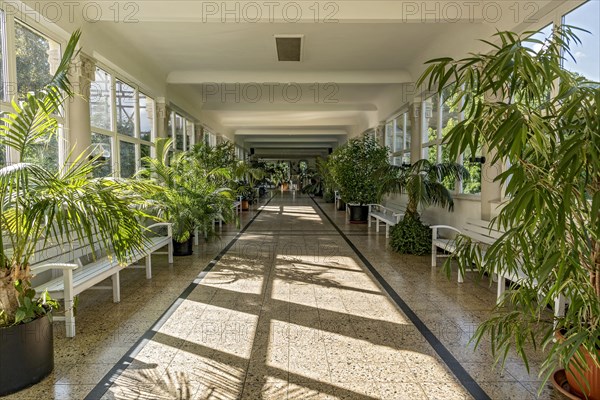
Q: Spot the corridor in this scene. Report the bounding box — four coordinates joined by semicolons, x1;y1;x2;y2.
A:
6;193;558;400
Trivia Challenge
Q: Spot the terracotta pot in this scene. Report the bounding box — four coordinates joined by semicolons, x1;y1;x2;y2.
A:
557;331;600;400
241;200;249;211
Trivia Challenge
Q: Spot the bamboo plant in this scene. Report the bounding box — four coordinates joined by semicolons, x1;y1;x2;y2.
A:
417;26;599;392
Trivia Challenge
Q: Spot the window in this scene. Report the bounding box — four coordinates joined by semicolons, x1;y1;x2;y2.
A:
462;147;482;195
119;140;136;178
562;0;600;82
91;133;113;178
89;67;155;177
90;68;112;131
524;24;553;54
15;21;60;100
139;93;153;142
140;143;151;169
115;80;135;137
186;121;194;149
386;112;411;166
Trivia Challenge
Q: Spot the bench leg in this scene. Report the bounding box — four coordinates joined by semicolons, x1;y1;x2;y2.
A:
431;244;437;267
368;215;372;228
385;224;390;239
458;268;465;284
496;276;506;305
63;269;76;338
168;239;174;264
376;220;380;233
146;254;152;279
112;272;121;303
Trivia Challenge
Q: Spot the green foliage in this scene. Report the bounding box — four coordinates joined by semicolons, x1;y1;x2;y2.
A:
138;138;235;243
389;213;432;255
418;26;600;391
0;31;152;326
329;135;390;205
379;159;469;216
12;282;58;326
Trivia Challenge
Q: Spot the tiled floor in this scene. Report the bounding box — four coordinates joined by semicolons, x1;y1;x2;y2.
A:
7;192;567;399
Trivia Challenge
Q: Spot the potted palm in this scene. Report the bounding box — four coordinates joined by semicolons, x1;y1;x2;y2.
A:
329;135;390;222
139;138;233;256
0;30;149;395
418;26;599;398
380;160;468;255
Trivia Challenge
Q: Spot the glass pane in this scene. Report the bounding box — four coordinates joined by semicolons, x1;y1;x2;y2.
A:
175;114;184;150
22;131;59;174
186;121;194;148
394;115;404;153
119;141;136;178
402;152;411;165
90;68;112;130
139;93;154;142
423;146;437;164
385;122;393;152
524;24;552;54
116;80;135;137
91;133;112;178
441;85;460;140
563;1;600;82
140;143;151;169
441;145;456;190
15;21;60;100
463;147;482;195
423;95;439;144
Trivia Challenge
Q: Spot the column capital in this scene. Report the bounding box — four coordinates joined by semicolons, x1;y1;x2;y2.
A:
70;52;96;81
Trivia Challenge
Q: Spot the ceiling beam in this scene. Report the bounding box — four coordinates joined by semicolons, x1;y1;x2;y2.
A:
168;70;412;84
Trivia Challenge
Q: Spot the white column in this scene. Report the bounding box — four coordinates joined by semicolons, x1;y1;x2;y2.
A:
155;98;168;139
66;53;95;163
409;102;422;164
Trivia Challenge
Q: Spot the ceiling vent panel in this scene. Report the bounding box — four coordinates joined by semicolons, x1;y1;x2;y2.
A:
275;35;303;62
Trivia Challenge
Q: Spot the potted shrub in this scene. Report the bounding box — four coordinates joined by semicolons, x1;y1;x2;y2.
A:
329;135;390;222
0;31;148;395
139;138;233;256
381;160;468;255
418;27;599;397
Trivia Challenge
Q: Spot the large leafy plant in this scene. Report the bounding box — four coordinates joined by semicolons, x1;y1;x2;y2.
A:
329;135;390;205
418;26;599;391
0;31;148;326
383;159;468;254
138;138;234;243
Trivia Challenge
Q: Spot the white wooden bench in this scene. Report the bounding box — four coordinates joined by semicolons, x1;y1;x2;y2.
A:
431;218;566;322
30;222;172;337
431;218;503;283
368;203;407;238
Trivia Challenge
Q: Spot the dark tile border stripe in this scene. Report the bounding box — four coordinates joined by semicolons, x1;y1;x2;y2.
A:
311;198;491;400
85;194;276;400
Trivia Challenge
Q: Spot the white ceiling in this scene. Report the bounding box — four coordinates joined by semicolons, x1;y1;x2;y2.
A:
67;0;562;158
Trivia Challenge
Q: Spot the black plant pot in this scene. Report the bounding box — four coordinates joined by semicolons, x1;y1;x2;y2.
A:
0;315;53;395
173;237;193;256
349;205;369;224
